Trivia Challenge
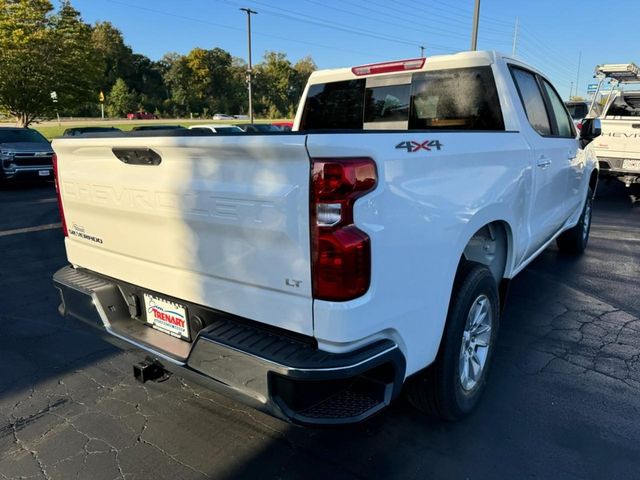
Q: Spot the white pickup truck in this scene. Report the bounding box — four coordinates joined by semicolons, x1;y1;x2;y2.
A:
52;51;600;426
590;63;640;186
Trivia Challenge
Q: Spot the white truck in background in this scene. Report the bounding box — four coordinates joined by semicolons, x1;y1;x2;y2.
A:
589;63;640;186
52;51;600;426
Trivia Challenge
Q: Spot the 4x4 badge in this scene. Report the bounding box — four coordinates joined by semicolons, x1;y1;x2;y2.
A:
395;140;443;152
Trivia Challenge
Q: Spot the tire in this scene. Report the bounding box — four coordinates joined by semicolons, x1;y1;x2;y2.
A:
406;262;500;420
556;187;593;254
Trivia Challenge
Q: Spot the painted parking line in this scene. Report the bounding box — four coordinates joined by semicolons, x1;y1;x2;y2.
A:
0;223;62;237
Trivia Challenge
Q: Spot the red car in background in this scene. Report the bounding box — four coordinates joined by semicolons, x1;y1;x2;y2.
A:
271;121;293;131
127;111;157;120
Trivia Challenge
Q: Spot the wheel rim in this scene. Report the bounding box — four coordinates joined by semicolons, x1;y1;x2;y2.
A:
459;294;493;392
582;198;592;242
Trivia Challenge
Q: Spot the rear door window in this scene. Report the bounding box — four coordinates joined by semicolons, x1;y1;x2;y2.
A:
510;67;551;136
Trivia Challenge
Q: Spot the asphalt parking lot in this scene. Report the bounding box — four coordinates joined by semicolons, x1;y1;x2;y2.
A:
0;180;638;480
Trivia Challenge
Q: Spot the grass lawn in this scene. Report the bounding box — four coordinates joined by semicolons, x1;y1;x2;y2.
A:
32;119;285;140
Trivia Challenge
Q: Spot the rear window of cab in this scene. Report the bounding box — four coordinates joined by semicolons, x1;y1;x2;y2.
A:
299;66;505;131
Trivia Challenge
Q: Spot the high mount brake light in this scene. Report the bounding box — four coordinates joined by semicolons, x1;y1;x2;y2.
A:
311;158;377;301
351;58;425;76
52;154;68;237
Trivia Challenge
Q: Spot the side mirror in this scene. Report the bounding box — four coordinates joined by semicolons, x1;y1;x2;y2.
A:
580;118;601;147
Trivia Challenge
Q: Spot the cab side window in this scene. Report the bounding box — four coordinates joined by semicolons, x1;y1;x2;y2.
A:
510;67;551;136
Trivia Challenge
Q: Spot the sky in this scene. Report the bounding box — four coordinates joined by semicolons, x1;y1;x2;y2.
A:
71;0;637;99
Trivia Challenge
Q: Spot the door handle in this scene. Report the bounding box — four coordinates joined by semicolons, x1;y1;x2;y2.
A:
537;155;552;168
567;151;576;160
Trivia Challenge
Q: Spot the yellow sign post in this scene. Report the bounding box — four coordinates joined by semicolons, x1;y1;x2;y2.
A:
99;91;105;119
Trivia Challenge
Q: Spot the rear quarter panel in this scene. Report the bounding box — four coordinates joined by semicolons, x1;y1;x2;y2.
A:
307;131;532;376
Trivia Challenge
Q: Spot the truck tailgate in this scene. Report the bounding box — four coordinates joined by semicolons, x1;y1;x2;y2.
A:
597;119;640;157
52;134;313;336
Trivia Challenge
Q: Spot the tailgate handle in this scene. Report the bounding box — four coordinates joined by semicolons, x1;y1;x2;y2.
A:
633;124;640;129
112;148;161;166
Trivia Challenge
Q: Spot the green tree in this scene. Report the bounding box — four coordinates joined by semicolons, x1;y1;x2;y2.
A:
106;78;136;117
161;47;238;117
161;52;197;116
253;52;301;118
185;47;235;114
0;0;101;126
228;57;249;115
91;21;134;91
292;56;316;115
92;22;166;114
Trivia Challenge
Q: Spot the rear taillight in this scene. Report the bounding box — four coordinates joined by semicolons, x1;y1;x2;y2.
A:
52;154;68;237
577;121;582;131
311;158;377;301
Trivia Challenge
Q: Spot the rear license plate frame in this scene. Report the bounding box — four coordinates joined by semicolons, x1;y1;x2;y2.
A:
143;293;190;341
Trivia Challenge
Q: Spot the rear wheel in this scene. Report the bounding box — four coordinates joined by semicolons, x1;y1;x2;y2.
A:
406;262;500;420
556;187;593;254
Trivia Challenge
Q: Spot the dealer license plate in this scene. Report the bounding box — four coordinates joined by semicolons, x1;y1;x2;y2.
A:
623;159;640;170
38;170;50;177
143;293;190;340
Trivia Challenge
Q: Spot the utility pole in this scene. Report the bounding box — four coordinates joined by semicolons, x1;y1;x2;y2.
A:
470;0;480;51
511;16;519;57
419;45;425;58
240;7;257;124
575;51;582;99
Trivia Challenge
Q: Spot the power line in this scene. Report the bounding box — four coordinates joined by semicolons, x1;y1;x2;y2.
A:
516;47;576;84
346;0;513;38
298;0;495;45
351;0;515;49
385;0;514;30
517;44;577;78
301;0;465;42
518;26;578;69
101;0;384;59
222;0;450;50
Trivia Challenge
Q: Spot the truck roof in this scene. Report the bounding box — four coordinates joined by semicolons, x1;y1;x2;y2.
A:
307;51;513;85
